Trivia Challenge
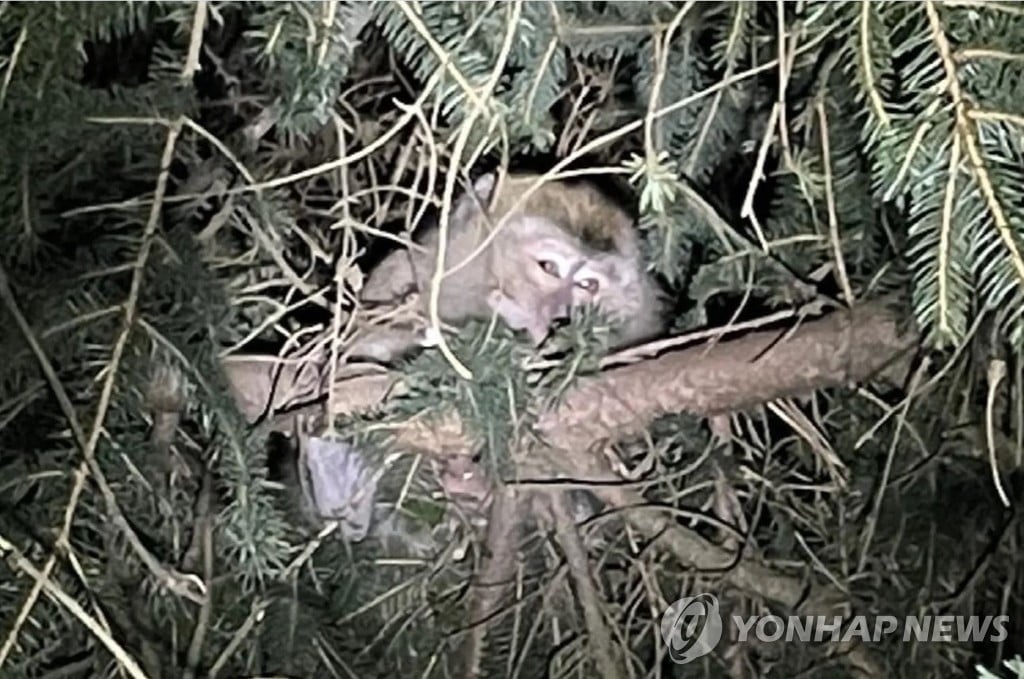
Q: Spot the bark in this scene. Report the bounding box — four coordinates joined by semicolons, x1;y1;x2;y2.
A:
223;302;916;454
537;301;915;451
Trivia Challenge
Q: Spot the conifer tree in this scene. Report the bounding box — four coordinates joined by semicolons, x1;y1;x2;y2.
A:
0;2;1021;677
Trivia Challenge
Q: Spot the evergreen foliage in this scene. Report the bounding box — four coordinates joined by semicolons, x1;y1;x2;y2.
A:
1;1;1022;677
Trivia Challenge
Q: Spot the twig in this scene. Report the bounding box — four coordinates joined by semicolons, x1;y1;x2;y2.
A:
815;99;855;306
985;359;1012;508
183;471;216;679
859;1;890;127
58;68;445;219
0;118;204;673
393;0;488;114
882;97;942;202
968;108;1024;130
316;0;339;67
941;0;1024;16
775;0;792;156
685;3;745;178
926;1;1024;290
956;47;1024;62
534;306;802;371
738;100;778;253
0;534;151;679
938;131;962;337
447;56;798;282
854;310;985;449
643;2;696;158
59;33;833;224
183;1;207;80
857;356;929;573
0;22;26;111
549;492;622;679
207;600;268;679
415;0;524;381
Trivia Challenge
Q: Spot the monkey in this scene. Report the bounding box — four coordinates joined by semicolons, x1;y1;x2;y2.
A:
348;171;667;363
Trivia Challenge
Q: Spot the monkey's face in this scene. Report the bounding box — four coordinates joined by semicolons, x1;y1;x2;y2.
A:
489;216;639;343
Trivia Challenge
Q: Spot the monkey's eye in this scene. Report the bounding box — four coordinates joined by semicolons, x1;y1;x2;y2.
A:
576;278;599;294
538;260;560;277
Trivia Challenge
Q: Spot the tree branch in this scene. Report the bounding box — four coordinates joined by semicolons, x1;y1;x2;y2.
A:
227;302;914;448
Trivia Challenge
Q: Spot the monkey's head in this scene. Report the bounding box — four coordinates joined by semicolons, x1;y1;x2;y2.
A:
487;213;648;344
455;171;663;347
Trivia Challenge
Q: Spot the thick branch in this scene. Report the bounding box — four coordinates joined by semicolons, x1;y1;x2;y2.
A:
536;301;915;451
224;302;914;452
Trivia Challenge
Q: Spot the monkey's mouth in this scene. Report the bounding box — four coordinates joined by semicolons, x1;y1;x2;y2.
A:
488;282;572;346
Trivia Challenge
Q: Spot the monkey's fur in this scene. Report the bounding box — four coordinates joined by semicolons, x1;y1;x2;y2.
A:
350;172;667;362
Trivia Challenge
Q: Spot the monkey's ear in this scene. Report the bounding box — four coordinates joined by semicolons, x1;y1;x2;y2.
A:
452;172;498;225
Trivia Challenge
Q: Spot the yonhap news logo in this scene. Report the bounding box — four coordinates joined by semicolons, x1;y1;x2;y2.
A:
660;593;1011;665
660;593;724;664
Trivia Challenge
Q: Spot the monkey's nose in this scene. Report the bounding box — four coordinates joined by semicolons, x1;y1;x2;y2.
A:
550;287;573;321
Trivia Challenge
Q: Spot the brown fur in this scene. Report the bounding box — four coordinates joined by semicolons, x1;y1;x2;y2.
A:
485;174;638;256
351;171;666;362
